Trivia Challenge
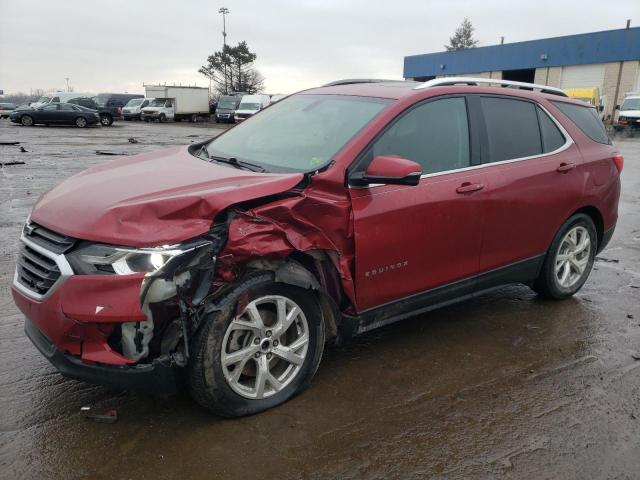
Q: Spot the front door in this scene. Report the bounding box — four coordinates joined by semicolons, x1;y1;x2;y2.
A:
350;96;486;311
38;104;60;123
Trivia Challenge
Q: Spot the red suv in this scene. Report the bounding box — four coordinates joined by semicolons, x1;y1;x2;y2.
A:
12;78;622;416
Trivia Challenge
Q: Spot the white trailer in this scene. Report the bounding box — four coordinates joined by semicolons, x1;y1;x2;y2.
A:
142;85;209;122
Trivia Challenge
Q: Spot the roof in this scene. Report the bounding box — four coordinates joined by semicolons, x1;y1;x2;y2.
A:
303;81;420;99
404;27;640;78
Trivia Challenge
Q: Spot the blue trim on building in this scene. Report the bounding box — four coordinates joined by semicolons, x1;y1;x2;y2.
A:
404;27;640;78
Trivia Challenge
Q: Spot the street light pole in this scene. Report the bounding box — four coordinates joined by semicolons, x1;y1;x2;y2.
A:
219;7;229;94
64;77;70;92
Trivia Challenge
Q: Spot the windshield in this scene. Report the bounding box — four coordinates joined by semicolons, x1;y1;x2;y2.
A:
621;98;640;110
218;100;237;109
205;94;391;172
126;98;144;107
238;102;261;111
36;96;51;104
149;99;167;107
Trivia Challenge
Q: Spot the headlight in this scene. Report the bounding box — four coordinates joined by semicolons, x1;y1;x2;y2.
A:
67;243;198;276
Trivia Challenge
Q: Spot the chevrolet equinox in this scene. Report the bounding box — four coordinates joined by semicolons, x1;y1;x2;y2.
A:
12;78;622;416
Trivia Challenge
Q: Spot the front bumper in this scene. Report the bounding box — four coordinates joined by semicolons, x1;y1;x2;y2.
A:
25;317;177;394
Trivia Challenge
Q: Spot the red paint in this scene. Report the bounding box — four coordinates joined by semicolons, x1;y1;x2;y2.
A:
16;83;621;368
365;155;422;177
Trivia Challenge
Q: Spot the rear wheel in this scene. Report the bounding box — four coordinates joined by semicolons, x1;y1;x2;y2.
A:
100;114;113;126
190;114;198;123
532;214;597;299
75;116;87;128
188;274;325;417
21;115;33;126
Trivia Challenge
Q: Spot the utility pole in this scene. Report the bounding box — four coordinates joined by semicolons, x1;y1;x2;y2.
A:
219;7;229;94
64;77;70;92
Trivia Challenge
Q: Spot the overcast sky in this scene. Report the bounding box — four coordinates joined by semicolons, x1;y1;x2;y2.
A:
0;0;638;95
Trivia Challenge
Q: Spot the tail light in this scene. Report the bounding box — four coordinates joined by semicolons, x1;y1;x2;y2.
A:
116;107;122;114
612;154;624;174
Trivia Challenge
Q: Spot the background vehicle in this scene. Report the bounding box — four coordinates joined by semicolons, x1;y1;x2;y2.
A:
0;102;17;118
234;94;271;122
123;98;153;120
9;102;99;127
214;94;243;123
12;78;620;417
67;96;123;127
614;93;640;130
141;85;209;122
564;87;606;120
93;93;144;126
31;92;94;109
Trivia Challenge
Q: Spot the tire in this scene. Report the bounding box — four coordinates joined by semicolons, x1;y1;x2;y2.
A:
100;114;113;126
75;117;87;128
532;213;597;300
188;273;325;417
21;115;33;126
159;113;166;123
215;117;220;124
190;114;198;123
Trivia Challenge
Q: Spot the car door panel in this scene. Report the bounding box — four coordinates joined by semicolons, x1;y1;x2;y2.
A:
351;171;486;311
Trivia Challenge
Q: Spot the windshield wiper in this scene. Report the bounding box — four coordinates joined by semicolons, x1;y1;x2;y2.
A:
209;154;267;173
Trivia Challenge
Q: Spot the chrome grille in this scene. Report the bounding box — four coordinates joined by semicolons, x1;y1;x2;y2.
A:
23;222;76;254
16;244;61;295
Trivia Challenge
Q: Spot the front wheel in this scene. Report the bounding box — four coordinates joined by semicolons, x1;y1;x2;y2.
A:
159;113;166;123
75;116;87;128
188;274;325;417
21;115;34;126
532;214;597;299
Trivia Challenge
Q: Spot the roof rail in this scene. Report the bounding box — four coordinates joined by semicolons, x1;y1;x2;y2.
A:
322;78;407;87
414;77;568;97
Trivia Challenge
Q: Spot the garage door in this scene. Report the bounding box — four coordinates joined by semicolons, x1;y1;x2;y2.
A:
560;64;606;89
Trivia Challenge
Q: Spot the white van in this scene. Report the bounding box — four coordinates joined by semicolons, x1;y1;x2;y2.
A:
234;94;271;122
31;92;94;108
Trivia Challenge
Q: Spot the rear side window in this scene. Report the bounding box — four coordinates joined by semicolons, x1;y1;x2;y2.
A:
480;97;542;162
536;107;566;153
371;97;470;175
552;101;609;144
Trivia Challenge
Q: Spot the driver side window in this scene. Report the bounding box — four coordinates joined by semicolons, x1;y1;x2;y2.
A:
42;104;59;111
371;97;470;175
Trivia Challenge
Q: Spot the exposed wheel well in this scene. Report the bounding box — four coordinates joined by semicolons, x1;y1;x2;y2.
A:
571;206;603;249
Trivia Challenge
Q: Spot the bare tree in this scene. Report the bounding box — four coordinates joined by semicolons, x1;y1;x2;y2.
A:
199;41;264;96
445;18;479;51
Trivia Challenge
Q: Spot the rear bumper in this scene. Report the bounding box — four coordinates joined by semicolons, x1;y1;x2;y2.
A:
25;316;177;395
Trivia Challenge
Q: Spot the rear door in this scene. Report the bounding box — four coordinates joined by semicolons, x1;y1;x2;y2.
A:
475;95;584;275
350;96;487;311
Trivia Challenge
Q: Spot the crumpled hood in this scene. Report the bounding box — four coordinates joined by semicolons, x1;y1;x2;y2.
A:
31;146;303;247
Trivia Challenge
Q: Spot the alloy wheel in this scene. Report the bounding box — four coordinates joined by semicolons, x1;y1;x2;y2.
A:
555;226;591;288
221;295;310;399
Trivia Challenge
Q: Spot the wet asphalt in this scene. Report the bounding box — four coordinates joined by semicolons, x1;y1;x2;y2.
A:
0;119;639;480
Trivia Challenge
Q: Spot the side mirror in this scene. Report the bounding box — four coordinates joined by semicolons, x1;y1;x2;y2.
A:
351;155;422;187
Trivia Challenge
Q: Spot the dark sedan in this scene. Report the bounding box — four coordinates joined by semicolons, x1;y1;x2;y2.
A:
10;103;100;127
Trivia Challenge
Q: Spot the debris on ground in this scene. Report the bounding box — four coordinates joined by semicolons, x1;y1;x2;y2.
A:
95;150;129;156
186;134;200;137
128;137;138;143
629;314;635;319
0;161;26;167
632;354;640;361
595;257;620;263
0;141;20;145
19;146;27;153
81;406;118;423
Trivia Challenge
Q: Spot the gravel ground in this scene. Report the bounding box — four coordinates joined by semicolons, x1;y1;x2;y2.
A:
0;119;639;480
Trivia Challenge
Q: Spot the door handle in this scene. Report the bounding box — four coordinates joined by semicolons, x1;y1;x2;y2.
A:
456;182;485;194
556;162;576;173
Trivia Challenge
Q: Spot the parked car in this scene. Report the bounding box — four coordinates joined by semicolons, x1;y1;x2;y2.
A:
31;92;95;109
122;98;153;120
9;103;100;127
614;94;640;130
12;78;621;417
92;93;144;126
67;96;121;127
214;94;243;123
234;94;271;122
142;85;209;122
0;102;17;118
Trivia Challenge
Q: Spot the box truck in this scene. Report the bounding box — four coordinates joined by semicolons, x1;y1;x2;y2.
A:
141;85;209;122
